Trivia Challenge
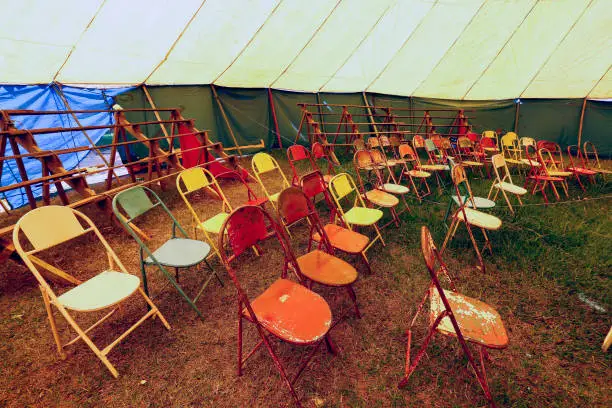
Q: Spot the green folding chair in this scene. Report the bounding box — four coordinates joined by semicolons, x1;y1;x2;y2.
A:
112;186;223;318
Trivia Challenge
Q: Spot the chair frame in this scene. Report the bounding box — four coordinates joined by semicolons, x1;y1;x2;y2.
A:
113;186;222;318
251;152;291;209
398;143;432;201
218;205;337;407
583;141;611;176
398;226;505;408
300;170;337;223
287;145;318;186
566;145;598;189
13;206;171;378
523;145;563;204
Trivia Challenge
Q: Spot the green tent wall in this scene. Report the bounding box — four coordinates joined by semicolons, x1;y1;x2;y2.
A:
114;85;612;161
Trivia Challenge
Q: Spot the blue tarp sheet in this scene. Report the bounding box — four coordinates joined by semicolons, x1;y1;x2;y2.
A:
0;84;132;209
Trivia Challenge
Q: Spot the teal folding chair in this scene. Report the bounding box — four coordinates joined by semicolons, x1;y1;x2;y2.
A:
112;186;223;318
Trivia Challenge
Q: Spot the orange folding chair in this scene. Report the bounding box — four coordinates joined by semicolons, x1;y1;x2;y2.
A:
300;171;372;273
399;226;508;408
277;187;361;320
397;143;432;201
218;205;337;408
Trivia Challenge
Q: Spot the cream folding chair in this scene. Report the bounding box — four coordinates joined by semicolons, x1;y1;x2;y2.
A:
13;206;170;378
488;154;527;214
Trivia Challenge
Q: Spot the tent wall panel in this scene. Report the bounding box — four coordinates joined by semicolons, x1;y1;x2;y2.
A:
517;99;582;147
582;100;612;156
269;90;317;148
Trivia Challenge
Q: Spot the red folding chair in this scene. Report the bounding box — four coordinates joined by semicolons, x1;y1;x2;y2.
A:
218;205;337;407
399;226;508;407
215;170;269;208
287;144;319;186
523;145;564;204
567;144;599;189
300;170;336;223
311;142;337;182
278;187;361;319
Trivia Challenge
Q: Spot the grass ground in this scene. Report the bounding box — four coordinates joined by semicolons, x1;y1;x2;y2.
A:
0;152;610;407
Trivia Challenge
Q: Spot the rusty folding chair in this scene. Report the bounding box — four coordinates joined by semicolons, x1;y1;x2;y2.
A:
399;226;508;407
278;187;361;319
218;205;337;408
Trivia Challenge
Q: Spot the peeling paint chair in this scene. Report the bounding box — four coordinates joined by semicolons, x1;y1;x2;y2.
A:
218;205;336;408
251;152;291;209
369;149;412;215
442;165;502;273
399;226;508;408
176;167;232;261
13;206;171;378
456;136;486;176
278;187;361;319
328;173;385;255
487;154;527;214
113;186;222;318
398;143;432;202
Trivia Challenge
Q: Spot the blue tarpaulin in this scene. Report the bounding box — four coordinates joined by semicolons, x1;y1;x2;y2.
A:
0;84;133;209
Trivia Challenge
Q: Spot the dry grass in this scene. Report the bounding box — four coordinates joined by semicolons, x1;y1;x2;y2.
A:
0;153;610;408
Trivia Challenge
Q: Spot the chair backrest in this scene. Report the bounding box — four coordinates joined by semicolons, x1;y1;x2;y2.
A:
420;226;457;304
567;145;587;169
466;132;480;143
389;135;401;147
277;187;333;253
215;170;263;206
251;152;290;198
538;148;560;174
354;149;375;170
480;137;496;149
369;149;387;166
424;139;437;152
519;137;536;147
398;144;416;160
412;135;426;149
482;130;497;139
353;137;366;151
311;142;327;159
176;168;232;221
491;153;512;184
287;145;316;185
379;135;391;147
501;132;518;147
300;170;327;199
457;136;471;149
451;165;476;208
13;206;127;290
583;141;601;168
367;136;381;148
329;173;362;204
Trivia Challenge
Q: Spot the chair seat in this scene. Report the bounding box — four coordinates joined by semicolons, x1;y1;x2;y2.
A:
483;147;499;152
297;250;358;286
386;159;400;166
462;160;483;167
270;192;280;202
312;224;369;254
246;196;269;207
494;182;527;195
548;170;572;177
567;167;597;176
533;175;564;182
505;158;524;165
344;207;383;226
381;183;409;195
365;189;399;207
430;288;508;349
521;158;540;167
145;238;211;267
57;271;140;312
419;164;448;171
405;169;431;178
244;279;332;344
198;212;229;234
456;208;502;230
595;168;612;174
452;196;496;209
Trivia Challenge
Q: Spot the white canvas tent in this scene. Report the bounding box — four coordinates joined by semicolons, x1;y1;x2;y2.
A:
1;0;610;99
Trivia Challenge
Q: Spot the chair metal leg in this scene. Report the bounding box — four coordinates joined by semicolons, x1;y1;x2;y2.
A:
345;285;361;319
40;286;65;358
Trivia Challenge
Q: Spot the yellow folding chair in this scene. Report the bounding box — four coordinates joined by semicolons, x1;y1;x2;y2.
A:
500;132;524;168
328;173;385;256
13;206;170;378
176;167;232;261
442;165;502;273
488;154;527;214
251;152;291;209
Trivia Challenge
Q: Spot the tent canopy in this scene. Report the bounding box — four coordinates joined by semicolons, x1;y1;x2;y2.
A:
1;0;610;99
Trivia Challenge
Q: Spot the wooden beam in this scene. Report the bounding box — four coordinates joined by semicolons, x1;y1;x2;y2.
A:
268;89;281;148
577;98;587;146
514;100;520;132
142;84;171;143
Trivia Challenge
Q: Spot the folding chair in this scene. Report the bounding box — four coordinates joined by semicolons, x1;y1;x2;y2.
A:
397;143;432;201
353;151;401;228
13;206;171;378
456;136;485;175
328;173;385;253
251;152;291;209
539;148;571;197
523;145;563;204
278;187;361;319
443;162;495;226
399;226;508;407
543;143;595;192
481;130;499;153
311;142;337;181
113;186;222;318
442;165;502;272
566;145;598;189
584;141;612;176
500;132;526;171
287;145;326;186
176;167;232;261
216;169;270;208
369;149;412;215
425;138;451;168
413;135;447;190
300;170;337;222
218;205;336;407
487;154;527;214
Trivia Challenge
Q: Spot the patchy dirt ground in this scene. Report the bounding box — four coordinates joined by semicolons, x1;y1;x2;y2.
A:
0;154;610;407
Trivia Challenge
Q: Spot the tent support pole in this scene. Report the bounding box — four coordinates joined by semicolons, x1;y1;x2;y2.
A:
142;84;171;147
211;84;242;156
513;100;520;132
315;93;326;141
362;92;380;137
577;98;587;146
268;88;282;149
53;82;121;185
